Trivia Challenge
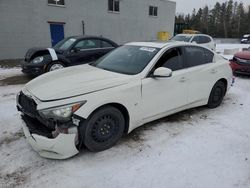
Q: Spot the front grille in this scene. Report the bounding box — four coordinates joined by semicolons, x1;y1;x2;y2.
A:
19;91;37;117
22;115;53;138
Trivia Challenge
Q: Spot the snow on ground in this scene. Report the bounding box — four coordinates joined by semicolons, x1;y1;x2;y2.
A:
0;44;250;188
0;67;22;80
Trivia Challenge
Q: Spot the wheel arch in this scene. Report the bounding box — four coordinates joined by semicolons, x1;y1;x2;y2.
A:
217;78;228;95
45;59;67;72
31;50;50;60
88;103;130;135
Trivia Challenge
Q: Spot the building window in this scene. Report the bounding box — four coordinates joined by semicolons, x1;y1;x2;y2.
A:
48;0;65;6
108;0;120;13
149;6;158;17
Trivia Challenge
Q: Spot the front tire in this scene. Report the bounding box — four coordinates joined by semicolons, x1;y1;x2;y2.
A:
84;106;125;152
46;61;65;72
207;81;226;108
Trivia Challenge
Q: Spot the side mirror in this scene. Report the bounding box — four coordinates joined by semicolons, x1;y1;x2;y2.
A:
72;47;81;53
191;41;197;44
153;67;172;78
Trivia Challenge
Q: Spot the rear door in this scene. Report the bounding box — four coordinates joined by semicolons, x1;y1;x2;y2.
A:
183;46;216;104
67;39;101;65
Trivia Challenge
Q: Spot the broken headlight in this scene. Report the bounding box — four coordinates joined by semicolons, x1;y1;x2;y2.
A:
39;101;86;121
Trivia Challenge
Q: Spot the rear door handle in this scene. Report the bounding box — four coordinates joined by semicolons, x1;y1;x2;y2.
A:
179;77;187;82
210;69;217;74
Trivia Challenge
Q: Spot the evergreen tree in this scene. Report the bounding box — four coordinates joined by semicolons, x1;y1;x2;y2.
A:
175;0;250;38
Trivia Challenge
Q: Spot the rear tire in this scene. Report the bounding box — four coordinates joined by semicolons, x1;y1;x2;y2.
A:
84;106;125;152
207;81;226;108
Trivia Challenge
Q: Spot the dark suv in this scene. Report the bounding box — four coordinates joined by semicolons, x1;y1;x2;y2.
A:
22;36;118;76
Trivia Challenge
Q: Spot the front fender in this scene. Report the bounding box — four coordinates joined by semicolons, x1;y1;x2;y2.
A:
74;81;142;132
56;54;71;66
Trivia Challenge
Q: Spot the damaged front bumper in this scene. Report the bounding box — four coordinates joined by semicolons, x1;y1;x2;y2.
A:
21;115;79;159
16;91;86;159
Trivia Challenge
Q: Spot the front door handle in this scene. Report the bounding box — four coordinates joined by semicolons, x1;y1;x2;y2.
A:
179;77;187;82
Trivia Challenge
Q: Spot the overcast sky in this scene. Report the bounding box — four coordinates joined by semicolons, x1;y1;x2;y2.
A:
173;0;250;14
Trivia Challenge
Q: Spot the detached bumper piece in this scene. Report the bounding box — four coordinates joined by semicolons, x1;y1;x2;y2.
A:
21;115;79;159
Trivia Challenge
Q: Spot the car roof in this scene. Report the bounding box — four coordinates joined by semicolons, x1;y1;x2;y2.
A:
125;41;189;49
175;33;212;37
64;35;118;46
67;35;112;40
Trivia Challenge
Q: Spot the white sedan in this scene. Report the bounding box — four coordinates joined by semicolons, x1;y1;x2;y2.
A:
17;42;233;159
171;34;216;50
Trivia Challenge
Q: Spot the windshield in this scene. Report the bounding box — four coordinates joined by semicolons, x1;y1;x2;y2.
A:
91;45;160;75
53;37;77;50
171;35;192;42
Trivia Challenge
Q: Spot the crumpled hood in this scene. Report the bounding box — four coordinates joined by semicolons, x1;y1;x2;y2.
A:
25;64;130;101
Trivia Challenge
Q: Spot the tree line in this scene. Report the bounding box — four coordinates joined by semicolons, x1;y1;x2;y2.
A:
175;0;250;38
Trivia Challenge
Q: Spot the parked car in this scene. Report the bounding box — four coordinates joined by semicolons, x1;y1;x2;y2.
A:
171;34;216;50
21;36;118;76
17;42;232;159
230;47;250;75
240;34;250;44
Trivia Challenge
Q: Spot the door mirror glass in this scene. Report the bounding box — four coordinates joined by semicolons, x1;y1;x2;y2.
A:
153;67;172;78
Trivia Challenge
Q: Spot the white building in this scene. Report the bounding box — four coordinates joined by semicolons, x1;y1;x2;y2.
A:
0;0;176;60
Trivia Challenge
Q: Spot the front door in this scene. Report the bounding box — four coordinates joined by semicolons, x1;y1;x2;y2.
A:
67;39;101;65
50;23;65;47
141;47;189;121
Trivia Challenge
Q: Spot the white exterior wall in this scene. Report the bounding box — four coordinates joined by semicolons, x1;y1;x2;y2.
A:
0;0;176;59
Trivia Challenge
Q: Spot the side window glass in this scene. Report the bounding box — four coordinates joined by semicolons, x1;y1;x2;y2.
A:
102;40;114;48
204;49;214;63
185;46;206;67
74;39;100;49
155;48;183;71
192;36;200;44
200;36;211;43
